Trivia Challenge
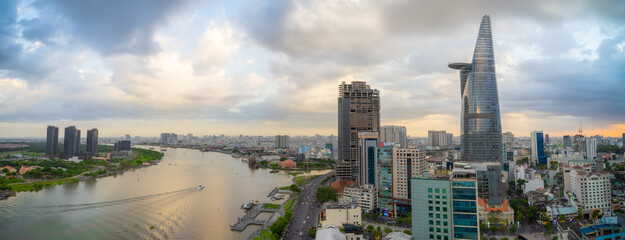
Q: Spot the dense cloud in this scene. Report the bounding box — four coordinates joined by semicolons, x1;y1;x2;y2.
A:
0;0;624;137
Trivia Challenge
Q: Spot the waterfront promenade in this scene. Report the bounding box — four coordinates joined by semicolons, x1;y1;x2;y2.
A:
230;204;278;231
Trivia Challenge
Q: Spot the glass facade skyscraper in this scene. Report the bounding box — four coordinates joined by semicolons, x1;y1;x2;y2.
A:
451;177;479;240
358;132;378;185
449;15;503;163
377;146;394;216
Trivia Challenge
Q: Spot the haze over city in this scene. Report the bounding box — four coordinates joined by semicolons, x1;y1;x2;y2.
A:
0;0;623;138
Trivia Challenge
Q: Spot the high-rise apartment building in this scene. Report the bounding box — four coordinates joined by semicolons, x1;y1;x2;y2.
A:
428;130;452;148
563;135;573;147
377;146;394;217
379;126;407;148
64;126;81;157
586;137;597;159
338;81;380;181
46;125;59;154
622;133;625;149
545;134;550;145
160;133;178;144
358;132;378;186
502;132;514;149
275;135;290;148
392;147;426;216
160;133;170;144
449;15;503;163
86;128;98;155
531;131;547;165
114;140;131;151
411;170;479;240
570;168;611;211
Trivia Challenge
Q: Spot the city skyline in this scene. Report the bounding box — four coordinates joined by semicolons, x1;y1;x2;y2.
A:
1;0;624;138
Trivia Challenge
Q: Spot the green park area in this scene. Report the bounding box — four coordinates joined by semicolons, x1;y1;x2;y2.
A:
1;143;162;192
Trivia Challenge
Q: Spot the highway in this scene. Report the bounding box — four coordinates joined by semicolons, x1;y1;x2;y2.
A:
283;171;335;240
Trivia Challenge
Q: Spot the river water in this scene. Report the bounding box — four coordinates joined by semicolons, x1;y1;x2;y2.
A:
0;147;327;239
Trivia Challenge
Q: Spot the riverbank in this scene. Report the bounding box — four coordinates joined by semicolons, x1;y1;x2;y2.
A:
0;147;163;199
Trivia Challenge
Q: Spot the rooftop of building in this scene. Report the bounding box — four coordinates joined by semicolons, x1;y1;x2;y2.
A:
478;197;512;213
546;205;578;215
331;180;357;194
557;221;583;237
383;231;412;240
580;224;622;236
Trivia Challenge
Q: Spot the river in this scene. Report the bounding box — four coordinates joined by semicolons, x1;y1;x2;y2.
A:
0;146;329;239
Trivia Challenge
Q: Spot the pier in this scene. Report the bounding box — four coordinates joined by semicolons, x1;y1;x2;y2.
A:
230;204;277;231
267;187;279;197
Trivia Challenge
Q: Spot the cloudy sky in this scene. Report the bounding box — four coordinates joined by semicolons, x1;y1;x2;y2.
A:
0;0;624;138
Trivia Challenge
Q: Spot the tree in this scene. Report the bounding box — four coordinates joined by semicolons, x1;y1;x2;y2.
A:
501;238;509;240
544;222;553;231
315;186;337;204
289;184;301;193
558;215;566;222
367;225;374;232
509;224;518;234
490;237;497;240
402;230;412;235
384;227;393;234
377;226;381;232
552;236;558;240
308;227;316;238
527;206;539;221
480;223;488;233
489;224;498;233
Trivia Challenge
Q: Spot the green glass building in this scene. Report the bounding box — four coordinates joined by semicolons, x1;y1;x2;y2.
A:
377;146;394;216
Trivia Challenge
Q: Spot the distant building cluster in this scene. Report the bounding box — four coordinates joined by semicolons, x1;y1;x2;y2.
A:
427;130;453;148
46;125;99;159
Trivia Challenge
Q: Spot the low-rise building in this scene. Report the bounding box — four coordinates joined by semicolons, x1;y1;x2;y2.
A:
331;180;357;198
384;232;412;240
320;203;361;228
546;205;578;221
1;166;17;173
316;225;346;240
524;177;545;194
477;197;515;225
277;159;296;168
19;165;40;175
343;184;376;211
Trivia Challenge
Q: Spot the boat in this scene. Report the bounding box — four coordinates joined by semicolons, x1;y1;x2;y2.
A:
242;202;254;210
270;170;279;173
149;147;155;150
198;184;205;190
161;149;167;151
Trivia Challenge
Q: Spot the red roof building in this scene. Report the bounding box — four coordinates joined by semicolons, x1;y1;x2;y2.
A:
278;160;297;168
330;180;357;197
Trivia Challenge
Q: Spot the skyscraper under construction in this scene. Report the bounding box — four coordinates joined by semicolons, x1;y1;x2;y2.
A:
337;81;380;182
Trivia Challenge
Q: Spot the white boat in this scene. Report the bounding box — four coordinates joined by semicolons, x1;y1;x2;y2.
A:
198;184;205;190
